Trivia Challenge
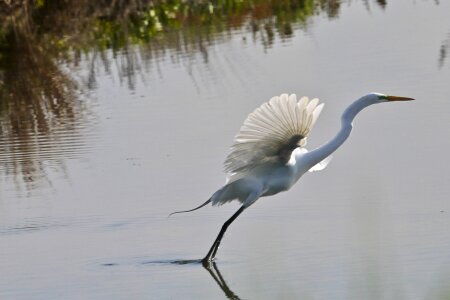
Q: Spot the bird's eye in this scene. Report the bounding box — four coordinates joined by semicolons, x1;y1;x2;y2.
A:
378;94;388;100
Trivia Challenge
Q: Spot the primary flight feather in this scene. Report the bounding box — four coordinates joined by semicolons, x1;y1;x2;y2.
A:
224;94;324;176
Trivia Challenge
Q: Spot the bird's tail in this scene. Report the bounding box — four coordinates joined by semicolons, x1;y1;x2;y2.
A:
168;199;211;217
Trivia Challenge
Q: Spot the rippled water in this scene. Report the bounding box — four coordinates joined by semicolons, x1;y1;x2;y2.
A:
1;0;450;299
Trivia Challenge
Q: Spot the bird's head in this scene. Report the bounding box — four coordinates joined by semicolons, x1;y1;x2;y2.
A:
342;92;414;121
370;92;415;103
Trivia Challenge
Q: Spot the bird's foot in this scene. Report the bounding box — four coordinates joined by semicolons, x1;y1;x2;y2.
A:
201;257;215;268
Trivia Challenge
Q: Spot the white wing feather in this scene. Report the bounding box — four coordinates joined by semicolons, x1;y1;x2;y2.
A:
308;155;332;172
224;93;324;175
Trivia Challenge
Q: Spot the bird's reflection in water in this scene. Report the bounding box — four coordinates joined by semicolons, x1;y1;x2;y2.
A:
169;259;241;300
203;261;241;300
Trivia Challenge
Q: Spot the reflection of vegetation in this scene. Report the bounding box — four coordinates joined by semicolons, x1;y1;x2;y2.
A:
0;1;88;191
0;0;391;93
91;0;317;50
0;0;391;191
376;0;387;8
0;0;394;90
81;0;325;89
0;0;343;191
439;33;450;68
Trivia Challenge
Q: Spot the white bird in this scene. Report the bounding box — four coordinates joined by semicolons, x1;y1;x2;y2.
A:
170;92;414;265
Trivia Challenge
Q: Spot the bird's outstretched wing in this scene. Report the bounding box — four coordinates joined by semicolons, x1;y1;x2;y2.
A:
224;94;324;175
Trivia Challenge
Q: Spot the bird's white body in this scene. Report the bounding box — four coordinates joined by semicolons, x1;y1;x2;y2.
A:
171;92;414;265
211;147;314;207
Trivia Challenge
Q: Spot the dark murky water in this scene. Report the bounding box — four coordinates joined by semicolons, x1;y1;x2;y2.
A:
1;0;450;299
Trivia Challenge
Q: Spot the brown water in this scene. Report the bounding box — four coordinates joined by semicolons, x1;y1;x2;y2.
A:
1;0;450;299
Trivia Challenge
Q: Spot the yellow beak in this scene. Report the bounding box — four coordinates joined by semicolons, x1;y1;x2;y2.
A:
386;95;415;101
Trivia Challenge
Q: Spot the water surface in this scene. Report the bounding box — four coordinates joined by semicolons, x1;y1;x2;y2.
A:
1;0;450;299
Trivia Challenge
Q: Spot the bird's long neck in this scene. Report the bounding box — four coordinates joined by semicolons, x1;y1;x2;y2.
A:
303;95;378;169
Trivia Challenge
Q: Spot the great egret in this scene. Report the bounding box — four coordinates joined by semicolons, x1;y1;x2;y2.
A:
171;93;414;265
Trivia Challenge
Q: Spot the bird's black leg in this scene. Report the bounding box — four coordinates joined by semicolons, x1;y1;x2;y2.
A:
202;206;245;266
